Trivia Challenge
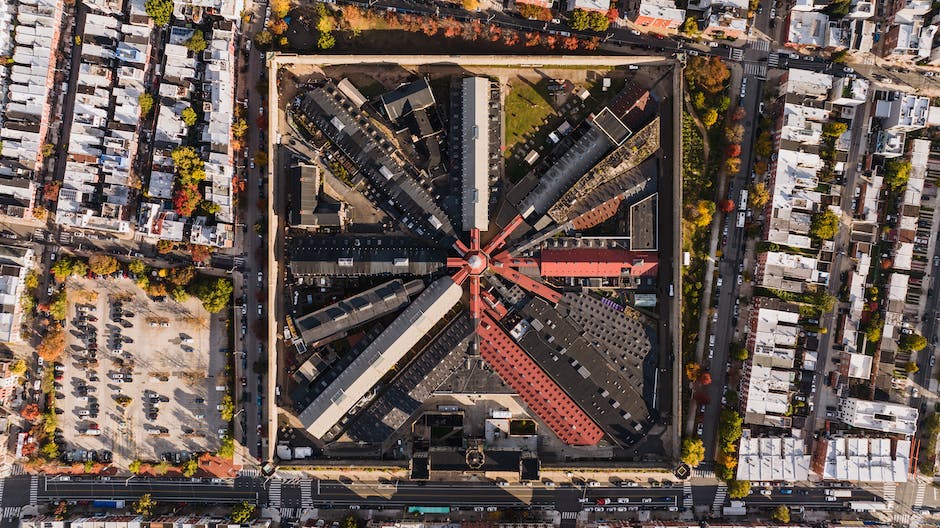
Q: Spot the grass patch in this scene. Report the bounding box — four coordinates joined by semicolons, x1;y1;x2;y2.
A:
504;78;555;158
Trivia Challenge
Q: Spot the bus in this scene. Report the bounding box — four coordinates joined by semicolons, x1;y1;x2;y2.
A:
739;190;748;211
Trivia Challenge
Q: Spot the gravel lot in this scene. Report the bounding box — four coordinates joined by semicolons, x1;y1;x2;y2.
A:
58;277;229;467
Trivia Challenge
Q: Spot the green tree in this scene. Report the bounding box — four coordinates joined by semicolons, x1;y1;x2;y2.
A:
182;107;198;127
128;260;148;276
681;437;705;466
727;480;750;499
810;209;840;240
115;395;132;407
717;409;743;447
220;393;235;422
771;505;790;523
129;459;143;474
133;493;156;516
884;159;912;192
9;359;26;377
587;10;610;31
341;515;360;528
570;8;591;30
189;276;233;313
822;121;848;137
831;49;848;63
217;435;235;459
254;29;273;46
317;32;335;49
139;93;154;117
730;344;749;361
900;333;928;353
144;0;173;25
810;288;837;313
865;314;883;343
153;461;171;475
48;291;67;322
181;458;198;477
24;270;39;291
40;440;59;460
185;30;208;53
231;501;256;523
51;258;76;282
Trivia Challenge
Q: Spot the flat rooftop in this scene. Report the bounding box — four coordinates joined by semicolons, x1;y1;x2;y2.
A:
288;236;446;278
291;279;425;348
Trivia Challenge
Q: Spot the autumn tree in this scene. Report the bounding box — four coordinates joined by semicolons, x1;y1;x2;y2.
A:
20;403;40;422
462;0;479;9
771;505;790;523
749;182;770;209
517;3;551;20
755;131;773;158
156;240;174;254
698;372;712;385
43;181;61;201
569;8;592;30
900;333;928;353
725;124;745;144
181;459;198;477
685;362;701;381
37;324;66;362
727;480;751;498
181;107;198;127
88;254;120;276
190;244;211;264
133;493;156;516
725;144;742;158
702;108;718;127
687;200;715;228
254;29;273;46
231;501;256;524
271;0;291;18
686;56;731;94
725;157;741;174
681;437;705;466
139;93;154;117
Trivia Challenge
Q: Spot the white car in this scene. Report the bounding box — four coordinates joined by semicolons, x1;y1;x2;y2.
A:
709;41;719;47
257;271;263;286
587;480;600;487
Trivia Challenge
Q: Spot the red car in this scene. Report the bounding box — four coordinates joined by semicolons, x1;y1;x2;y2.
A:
596;498;610;505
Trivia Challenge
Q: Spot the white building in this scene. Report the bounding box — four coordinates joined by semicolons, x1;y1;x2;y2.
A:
838;397;918;436
787;10;829;47
817;437;910;482
0;244;33;343
737;433;811;482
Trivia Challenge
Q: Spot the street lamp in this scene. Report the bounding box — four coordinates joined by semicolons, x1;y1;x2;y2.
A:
125;474;137;487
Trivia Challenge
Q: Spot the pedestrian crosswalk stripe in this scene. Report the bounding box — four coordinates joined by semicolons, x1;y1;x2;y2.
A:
29;476;38;505
683;480;694;509
2;506;20;519
711;482;727;514
750;39;770;52
238;469;260;478
744;62;767;77
268;480;282;508
767;53;779;69
562;512;578;519
300;478;313;506
914;481;925;508
730;49;744;61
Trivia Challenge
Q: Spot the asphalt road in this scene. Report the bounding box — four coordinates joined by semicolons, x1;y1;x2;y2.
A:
700;68;763;460
3;476;886;518
234;0;270;463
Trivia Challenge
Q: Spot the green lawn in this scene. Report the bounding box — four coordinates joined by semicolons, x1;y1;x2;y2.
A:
504;78;555;157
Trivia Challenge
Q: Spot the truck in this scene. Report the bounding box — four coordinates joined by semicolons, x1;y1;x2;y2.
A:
736;211;746;228
826;489;852;498
92;500;125;509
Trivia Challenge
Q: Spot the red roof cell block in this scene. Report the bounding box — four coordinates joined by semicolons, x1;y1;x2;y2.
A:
540;248;658;278
478;315;604;446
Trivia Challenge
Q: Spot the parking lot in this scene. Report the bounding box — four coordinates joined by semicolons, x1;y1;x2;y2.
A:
58;277;228;466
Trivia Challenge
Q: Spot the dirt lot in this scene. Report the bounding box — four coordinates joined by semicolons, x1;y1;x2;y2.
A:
58;277;229;467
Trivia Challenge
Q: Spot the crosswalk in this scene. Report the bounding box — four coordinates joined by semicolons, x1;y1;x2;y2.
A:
683;480;694;509
691;468;714;478
749;39;770;52
300;478;313;506
743;62;768;78
28;476;37;505
767;53;780;69
280;507;301;519
914;481;926;509
730;48;744;61
561;511;578;520
711;482;727;514
883;482;897;508
238;469;260;478
1;507;20;520
268;479;282;508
